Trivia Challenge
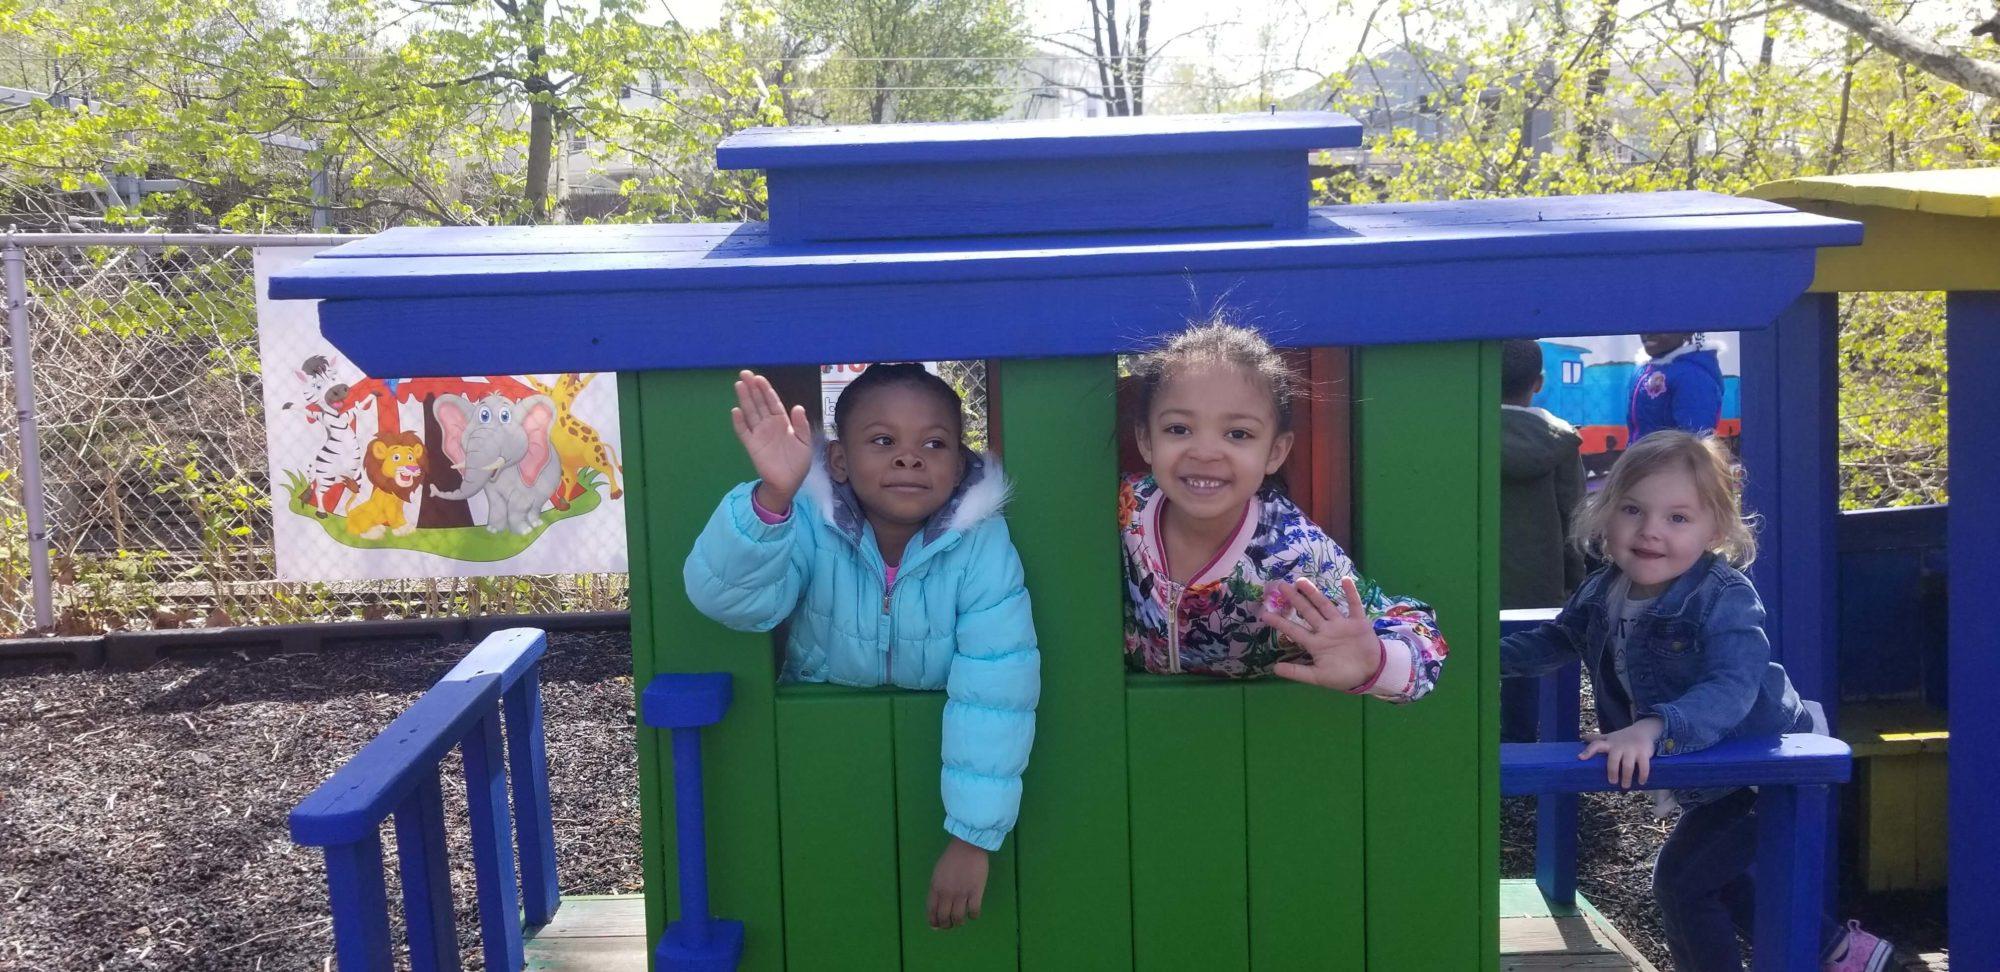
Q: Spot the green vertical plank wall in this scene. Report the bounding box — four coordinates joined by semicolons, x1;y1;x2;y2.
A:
893;693;1021;971
1243;680;1366;970
1478;341;1501;967
1127;682;1249;970
998;357;1134;970
774;691;902;969
628;349;1501;970
618;372;673;953
1353;342;1499;972
629;368;789;971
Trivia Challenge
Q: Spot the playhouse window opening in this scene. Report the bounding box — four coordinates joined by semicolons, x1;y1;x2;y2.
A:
1113;347;1350;544
762;359;994;690
1114;345;1356;685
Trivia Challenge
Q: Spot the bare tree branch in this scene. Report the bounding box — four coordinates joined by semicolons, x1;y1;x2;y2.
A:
1787;0;2000;98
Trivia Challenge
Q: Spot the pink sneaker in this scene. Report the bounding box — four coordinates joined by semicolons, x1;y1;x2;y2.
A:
1823;920;1893;972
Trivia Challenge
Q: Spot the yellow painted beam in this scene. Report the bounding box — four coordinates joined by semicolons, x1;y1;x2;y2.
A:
1752;169;2000;219
1746;169;2000;293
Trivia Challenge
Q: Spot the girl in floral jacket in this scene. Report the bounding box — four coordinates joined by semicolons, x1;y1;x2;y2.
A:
1121;321;1447;701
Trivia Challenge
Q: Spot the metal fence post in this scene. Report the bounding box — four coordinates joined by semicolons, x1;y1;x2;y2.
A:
3;230;54;631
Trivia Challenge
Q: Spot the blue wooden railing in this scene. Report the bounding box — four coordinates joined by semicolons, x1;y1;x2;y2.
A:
1499;610;1853;972
290;628;559;971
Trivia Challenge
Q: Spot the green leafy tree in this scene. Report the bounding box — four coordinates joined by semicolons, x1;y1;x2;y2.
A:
1295;0;1991;508
773;0;1029;124
0;0;784;228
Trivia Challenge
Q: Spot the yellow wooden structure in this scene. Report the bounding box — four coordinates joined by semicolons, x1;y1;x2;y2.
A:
1749;169;2000;293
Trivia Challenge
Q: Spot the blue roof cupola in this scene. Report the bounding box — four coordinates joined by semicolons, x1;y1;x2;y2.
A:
716;112;1363;242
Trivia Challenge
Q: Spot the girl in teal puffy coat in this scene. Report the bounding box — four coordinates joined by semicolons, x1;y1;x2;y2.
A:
683;364;1039;933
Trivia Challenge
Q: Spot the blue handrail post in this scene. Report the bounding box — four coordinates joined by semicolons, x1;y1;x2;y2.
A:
392;771;461;972
1501;608;1582;912
323;835;394;970
503;664;561;927
1752;783;1831;972
463;709;526;972
1534;659;1581;911
642;672;744;971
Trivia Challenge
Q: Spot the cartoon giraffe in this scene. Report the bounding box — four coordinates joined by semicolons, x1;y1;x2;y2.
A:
524;373;624;509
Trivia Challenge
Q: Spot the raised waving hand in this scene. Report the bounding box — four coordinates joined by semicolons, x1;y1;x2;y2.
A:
731;370;814;515
1264;576;1385;692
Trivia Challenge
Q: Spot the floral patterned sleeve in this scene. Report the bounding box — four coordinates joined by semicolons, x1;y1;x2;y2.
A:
1308;536;1449;704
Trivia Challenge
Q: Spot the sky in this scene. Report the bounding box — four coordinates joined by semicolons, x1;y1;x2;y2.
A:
649;0;1978;90
660;0;1375;86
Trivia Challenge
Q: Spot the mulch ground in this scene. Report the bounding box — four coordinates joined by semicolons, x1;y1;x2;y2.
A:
0;631;1948;970
0;631;639;971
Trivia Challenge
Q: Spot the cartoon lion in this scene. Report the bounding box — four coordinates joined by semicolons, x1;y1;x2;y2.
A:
346;432;426;539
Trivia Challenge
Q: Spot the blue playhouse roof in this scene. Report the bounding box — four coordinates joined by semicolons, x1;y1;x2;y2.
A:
269;112;1861;377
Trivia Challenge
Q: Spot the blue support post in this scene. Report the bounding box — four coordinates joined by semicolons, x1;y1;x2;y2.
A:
1948;292;2000;967
1534;660;1581;911
323;836;394;971
503;665;561;927
1742;293;1844;911
462;710;525;972
1741;292;1840;710
1752;784;1830;972
392;771;461;972
643;673;743;971
1502;609;1581;911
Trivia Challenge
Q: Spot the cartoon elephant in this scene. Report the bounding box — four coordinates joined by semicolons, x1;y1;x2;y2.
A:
428;393;561;535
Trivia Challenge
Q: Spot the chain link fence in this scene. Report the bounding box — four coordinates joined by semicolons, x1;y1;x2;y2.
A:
938;360;989;452
0;236;632;638
0;235;997;638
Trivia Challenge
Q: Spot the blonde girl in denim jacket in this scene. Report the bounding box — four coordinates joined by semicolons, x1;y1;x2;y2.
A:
1500;431;1891;972
683;365;1038;932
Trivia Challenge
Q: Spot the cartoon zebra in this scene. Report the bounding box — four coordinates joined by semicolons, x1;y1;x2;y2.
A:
285;357;369;516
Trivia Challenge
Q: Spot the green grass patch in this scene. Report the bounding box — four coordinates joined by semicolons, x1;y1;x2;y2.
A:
283;468;609;562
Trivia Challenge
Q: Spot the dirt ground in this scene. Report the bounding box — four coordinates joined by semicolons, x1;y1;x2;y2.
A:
0;631;1947;970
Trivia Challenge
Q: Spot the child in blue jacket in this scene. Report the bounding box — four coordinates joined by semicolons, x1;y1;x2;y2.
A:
1628;332;1724;443
683;364;1038;932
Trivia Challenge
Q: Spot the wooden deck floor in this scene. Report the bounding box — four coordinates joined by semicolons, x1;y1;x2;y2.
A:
525;880;1653;971
1496;880;1657;971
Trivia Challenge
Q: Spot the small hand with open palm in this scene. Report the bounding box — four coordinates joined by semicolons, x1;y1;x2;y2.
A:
1262;576;1385;692
731;370;814;514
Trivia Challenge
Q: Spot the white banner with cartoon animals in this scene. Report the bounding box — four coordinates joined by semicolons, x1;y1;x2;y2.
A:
255;248;627;581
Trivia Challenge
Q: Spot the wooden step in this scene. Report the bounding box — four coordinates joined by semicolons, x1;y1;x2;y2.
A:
522;884;1659;971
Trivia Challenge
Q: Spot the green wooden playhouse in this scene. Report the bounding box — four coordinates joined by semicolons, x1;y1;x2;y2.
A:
274;111;1862;970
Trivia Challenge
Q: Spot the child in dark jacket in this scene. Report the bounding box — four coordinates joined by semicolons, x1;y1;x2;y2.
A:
1499;339;1587;741
1500;431;1890;972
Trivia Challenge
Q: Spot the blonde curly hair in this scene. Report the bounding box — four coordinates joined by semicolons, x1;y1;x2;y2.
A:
1572;431;1758;568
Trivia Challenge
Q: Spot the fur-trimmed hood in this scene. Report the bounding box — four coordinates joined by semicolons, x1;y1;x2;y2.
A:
797;444;1013;548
